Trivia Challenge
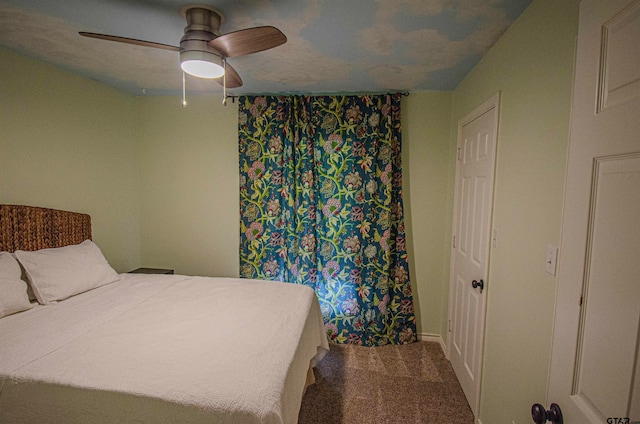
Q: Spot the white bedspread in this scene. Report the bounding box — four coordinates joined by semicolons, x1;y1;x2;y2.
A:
0;274;329;424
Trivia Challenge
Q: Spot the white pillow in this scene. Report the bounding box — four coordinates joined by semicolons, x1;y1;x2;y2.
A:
0;251;34;318
14;240;119;304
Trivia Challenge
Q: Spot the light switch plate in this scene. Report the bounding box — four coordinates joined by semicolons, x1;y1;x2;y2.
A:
546;245;558;276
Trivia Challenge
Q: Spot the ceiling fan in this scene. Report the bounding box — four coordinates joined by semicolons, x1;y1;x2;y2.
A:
79;5;286;102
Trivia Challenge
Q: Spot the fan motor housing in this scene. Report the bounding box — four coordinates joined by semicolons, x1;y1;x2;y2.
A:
180;7;223;60
181;6;223;35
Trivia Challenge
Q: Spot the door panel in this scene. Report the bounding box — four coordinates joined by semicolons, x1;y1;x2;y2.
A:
573;155;640;421
460;176;472;257
464;290;479;376
454;275;466;355
598;1;640;111
472;178;487;267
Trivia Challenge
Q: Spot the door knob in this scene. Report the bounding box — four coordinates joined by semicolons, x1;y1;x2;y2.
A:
472;279;484;290
531;403;563;424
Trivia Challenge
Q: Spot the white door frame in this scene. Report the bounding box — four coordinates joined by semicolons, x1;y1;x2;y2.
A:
446;92;500;417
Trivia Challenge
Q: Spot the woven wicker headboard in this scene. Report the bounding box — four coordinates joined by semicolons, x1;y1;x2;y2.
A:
0;205;92;253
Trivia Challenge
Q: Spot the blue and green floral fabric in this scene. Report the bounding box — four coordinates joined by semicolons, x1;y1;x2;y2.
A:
238;94;416;346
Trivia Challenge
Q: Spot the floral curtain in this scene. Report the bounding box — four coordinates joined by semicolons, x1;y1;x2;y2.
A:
238;94;416;346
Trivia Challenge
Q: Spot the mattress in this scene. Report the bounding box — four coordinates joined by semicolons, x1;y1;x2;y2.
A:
0;274;329;423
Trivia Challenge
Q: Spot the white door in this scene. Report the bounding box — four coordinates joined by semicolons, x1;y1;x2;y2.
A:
448;93;499;418
545;0;640;422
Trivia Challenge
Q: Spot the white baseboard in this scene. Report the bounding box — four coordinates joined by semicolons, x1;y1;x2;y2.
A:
418;332;447;355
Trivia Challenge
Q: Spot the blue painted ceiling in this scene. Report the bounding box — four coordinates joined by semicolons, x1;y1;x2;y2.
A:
0;0;531;95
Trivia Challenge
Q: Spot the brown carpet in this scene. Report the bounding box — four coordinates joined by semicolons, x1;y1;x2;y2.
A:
298;341;475;424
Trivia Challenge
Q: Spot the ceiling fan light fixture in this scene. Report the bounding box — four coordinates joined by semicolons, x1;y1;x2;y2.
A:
80;4;284;89
180;50;224;79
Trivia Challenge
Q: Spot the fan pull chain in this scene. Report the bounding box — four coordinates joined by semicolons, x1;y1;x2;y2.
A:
222;58;227;106
181;71;187;107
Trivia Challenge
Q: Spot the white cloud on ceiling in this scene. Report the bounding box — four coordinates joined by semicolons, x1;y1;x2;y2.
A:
357;0;510;87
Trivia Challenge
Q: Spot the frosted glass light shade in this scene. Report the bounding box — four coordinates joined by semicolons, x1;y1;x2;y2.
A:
180;50;224;79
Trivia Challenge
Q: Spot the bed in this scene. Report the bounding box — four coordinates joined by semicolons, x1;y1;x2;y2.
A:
0;204;329;424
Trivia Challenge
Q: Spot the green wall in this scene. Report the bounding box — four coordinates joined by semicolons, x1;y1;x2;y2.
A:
135;96;239;277
403;92;454;338
0;48;141;272
450;0;580;422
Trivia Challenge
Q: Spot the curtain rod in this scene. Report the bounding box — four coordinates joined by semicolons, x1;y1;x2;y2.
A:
226;92;409;104
230;91;410;99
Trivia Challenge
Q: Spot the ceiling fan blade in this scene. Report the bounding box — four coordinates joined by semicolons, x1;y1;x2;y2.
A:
217;62;243;88
79;32;180;52
209;26;286;58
